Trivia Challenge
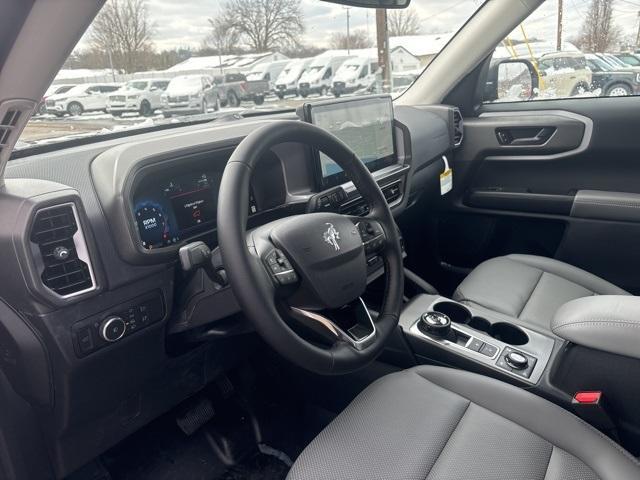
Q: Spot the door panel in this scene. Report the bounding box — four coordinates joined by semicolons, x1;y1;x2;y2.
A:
436;96;640;293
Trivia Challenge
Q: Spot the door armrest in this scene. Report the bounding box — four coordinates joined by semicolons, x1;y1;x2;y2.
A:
552;296;640;360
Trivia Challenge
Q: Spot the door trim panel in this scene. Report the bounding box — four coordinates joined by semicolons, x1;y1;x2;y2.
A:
476;110;592;161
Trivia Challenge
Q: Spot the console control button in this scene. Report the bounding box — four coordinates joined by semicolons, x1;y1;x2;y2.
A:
480;343;498;357
100;316;126;342
467;337;484;352
505;351;528;370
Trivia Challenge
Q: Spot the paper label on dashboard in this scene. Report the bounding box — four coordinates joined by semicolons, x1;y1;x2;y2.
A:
440;168;453;195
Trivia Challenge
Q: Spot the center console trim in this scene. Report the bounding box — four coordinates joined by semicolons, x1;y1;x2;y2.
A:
400;295;555;384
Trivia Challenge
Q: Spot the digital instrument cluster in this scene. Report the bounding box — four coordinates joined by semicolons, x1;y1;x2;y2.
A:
133;170;258;249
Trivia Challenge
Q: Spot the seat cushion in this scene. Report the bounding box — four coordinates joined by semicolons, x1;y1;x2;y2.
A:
452;254;629;331
288;366;640;480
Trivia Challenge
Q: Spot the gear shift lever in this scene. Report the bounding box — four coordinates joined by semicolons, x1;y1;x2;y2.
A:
420;312;451;337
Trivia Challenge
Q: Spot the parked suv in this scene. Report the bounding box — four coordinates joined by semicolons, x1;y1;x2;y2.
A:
615;52;640;67
160;75;220;117
45;83;121;116
37;84;74;114
536;52;592;97
585;53;640;96
107;79;169;117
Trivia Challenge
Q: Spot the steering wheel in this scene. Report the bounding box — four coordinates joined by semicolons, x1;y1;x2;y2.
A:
217;120;404;374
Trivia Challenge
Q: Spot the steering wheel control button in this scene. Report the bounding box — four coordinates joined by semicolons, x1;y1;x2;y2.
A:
420;312;451;337
100;316;127;342
358;221;385;255
264;249;298;285
505;351;528;370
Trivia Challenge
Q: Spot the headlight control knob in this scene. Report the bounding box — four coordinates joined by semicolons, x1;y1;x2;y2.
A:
100;316;126;342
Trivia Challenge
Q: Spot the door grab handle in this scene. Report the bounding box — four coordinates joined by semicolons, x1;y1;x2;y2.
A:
495;127;556;146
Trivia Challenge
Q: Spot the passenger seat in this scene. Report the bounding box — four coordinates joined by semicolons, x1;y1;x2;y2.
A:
452;254;629;333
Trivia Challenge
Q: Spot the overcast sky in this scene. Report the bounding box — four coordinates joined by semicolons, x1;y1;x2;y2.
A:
76;0;640;52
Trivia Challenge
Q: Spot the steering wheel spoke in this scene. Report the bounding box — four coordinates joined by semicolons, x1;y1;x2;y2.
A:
288;298;377;351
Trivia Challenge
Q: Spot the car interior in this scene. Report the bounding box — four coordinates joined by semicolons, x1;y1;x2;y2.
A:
2;0;640;479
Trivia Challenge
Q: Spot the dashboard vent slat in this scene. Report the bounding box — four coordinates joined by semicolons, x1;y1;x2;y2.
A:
30;204;95;297
339;182;403;217
453;108;464;147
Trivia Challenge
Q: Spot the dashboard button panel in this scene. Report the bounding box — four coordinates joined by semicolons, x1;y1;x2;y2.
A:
71;291;165;357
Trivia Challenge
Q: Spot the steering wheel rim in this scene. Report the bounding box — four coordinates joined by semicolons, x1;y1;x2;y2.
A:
217;120;404;375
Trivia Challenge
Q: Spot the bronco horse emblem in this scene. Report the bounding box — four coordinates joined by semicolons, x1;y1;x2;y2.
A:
323;223;341;251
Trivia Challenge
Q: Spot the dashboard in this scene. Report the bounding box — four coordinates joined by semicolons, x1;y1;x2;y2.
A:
0;101;459;479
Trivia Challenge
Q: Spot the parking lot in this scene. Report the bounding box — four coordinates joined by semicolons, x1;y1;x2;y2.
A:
21;94;327;144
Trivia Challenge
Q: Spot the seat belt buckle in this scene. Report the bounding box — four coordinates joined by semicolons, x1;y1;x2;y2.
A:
571;391;616;433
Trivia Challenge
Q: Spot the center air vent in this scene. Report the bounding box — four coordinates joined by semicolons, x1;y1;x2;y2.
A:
453;108;464;147
30;204;95;297
339;182;403;216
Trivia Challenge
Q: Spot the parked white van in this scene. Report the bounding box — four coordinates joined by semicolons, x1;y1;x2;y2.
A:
246;60;290;92
297;56;352;97
274;59;312;98
332;56;379;97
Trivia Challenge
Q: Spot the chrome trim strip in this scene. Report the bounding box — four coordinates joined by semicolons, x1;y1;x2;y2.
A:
34;202;97;299
290;297;376;351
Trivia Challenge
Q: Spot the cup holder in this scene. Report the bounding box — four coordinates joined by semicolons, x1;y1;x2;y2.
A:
468;316;491;334
432;301;471;324
490;322;528;346
430;301;529;346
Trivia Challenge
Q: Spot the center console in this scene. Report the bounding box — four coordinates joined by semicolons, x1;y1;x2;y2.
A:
399;295;555;385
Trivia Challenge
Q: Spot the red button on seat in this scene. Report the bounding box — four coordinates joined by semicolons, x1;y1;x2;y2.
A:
574;391;602;404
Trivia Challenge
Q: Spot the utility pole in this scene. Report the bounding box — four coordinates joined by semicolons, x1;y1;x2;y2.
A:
107;47;116;82
636;11;640;51
345;7;351;54
376;8;391;92
556;0;563;51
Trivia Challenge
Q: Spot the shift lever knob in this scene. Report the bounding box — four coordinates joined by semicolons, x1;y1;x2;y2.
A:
420;312;451;336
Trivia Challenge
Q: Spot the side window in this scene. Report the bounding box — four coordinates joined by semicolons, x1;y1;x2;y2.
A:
484;2;640;104
359;65;368;79
152;81;169;91
322;67;332;80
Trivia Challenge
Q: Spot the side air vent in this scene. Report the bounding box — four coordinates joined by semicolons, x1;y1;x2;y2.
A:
0;101;32;166
452;108;464;147
30;204;95;297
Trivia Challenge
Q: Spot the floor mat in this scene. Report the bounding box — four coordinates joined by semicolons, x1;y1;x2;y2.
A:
219;454;289;480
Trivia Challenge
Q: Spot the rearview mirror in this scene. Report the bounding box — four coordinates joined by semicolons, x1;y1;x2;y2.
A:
321;0;409;8
484;59;539;102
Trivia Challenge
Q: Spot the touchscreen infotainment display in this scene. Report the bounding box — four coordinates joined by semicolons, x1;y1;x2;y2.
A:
302;95;395;188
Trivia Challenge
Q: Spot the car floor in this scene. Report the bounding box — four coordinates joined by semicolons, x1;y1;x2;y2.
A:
70;353;338;480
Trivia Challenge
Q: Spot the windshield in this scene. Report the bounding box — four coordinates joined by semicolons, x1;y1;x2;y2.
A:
587;56;612;71
170;76;202;89
246;71;264;81
18;0;485;151
125;81;149;90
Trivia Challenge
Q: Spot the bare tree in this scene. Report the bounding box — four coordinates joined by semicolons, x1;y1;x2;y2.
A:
221;0;304;52
329;30;372;50
89;0;154;73
204;17;241;55
387;8;422;37
576;0;621;52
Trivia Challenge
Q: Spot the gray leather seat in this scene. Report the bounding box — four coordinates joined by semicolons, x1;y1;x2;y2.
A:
288;366;640;480
452;254;629;332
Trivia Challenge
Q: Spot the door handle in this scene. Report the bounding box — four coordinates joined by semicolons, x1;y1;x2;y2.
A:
495;127;556;146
